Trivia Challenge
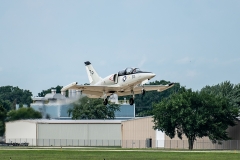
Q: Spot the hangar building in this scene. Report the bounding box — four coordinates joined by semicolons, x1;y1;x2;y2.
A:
121;117;240;149
121;117;164;148
5;117;240;149
6;120;122;146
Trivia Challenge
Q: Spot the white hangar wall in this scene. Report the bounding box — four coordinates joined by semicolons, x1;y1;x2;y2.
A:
6;121;37;145
38;123;120;140
37;122;122;146
6;120;122;146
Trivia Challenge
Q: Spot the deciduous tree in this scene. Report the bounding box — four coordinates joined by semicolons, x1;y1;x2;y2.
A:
71;96;120;119
201;81;240;108
37;85;68;97
118;80;180;116
7;107;42;121
153;87;239;150
0;86;32;109
0;105;7;136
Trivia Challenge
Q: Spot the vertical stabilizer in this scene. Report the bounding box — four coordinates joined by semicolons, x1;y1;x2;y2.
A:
84;61;102;85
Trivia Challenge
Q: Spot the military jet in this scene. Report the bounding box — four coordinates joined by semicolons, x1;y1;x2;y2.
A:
61;61;174;105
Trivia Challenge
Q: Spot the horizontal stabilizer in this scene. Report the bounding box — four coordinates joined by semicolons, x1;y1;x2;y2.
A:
61;82;78;92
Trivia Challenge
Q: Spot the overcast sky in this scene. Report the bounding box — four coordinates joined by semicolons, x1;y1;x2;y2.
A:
0;0;240;96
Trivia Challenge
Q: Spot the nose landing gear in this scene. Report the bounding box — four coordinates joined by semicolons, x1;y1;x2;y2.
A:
102;91;108;105
142;89;146;96
129;90;135;105
141;88;146;99
103;98;108;105
129;98;134;105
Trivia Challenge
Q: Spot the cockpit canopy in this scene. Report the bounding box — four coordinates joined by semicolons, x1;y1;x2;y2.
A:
118;67;143;76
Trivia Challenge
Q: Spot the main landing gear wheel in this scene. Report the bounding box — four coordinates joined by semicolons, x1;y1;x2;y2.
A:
141;89;146;99
103;99;108;105
129;98;134;105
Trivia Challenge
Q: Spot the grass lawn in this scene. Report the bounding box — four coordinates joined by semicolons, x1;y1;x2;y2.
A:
0;148;240;160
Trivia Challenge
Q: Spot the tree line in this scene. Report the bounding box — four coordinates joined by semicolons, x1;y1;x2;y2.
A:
37;85;67;97
0;86;32;111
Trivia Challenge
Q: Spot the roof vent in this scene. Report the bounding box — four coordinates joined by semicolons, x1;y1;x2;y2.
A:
51;89;56;94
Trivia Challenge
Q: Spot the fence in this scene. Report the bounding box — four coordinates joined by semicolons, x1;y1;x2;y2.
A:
4;139;240;150
163;140;240;150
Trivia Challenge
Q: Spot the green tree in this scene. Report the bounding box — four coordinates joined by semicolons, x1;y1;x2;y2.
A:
119;80;180;116
231;83;240;108
0;105;7;136
71;96;120;119
153;87;239;150
0;86;32;109
38;85;68;97
201;81;240;108
7;107;42;121
0;99;11;111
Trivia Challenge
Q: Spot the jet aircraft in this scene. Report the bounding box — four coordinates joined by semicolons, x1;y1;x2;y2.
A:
61;61;174;105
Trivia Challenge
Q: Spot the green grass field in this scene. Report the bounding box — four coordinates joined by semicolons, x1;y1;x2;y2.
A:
0;148;240;160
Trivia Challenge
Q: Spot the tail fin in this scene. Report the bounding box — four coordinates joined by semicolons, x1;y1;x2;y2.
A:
84;61;102;85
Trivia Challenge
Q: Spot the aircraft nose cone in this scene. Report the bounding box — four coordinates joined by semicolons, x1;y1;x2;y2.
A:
149;73;156;79
152;73;156;77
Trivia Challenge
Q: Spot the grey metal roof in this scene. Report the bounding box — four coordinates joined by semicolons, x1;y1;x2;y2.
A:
32;93;66;101
122;116;153;122
7;119;123;124
32;97;46;101
44;93;66;100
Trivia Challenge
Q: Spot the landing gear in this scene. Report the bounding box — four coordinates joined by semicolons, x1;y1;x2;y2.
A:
141;88;146;99
129;90;135;105
142;89;146;96
103;98;108;105
102;91;108;105
129;98;134;105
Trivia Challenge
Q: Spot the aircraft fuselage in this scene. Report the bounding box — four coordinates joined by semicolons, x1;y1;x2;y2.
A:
96;72;156;88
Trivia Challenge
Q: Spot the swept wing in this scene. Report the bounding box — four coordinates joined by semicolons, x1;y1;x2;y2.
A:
61;82;174;98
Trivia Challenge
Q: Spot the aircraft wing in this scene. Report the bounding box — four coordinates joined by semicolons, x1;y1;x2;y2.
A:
134;83;174;93
67;85;120;92
61;82;122;98
115;83;175;96
110;83;174;96
61;82;174;98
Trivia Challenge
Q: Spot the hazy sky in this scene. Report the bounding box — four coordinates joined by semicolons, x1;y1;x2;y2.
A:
0;0;240;96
